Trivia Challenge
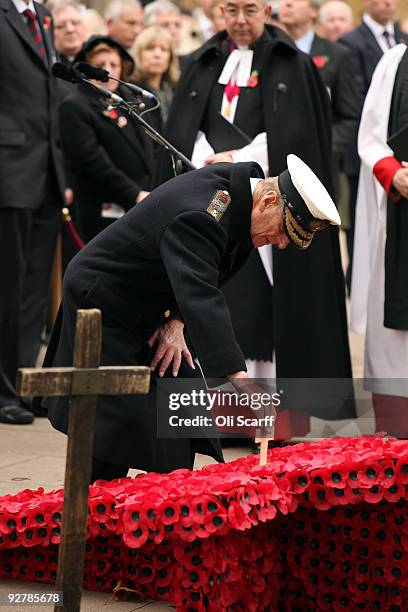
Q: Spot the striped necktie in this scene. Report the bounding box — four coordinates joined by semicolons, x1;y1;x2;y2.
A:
23;9;47;61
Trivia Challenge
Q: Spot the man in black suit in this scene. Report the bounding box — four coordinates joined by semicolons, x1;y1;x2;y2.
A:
279;0;359;199
340;0;408;288
45;158;341;480
0;0;64;423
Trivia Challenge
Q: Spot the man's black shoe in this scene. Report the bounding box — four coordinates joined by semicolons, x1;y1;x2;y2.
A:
21;397;47;418
0;404;34;424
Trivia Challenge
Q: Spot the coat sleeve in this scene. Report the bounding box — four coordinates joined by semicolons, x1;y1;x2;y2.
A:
160;210;247;378
339;35;370;109
59;99;142;207
330;48;359;157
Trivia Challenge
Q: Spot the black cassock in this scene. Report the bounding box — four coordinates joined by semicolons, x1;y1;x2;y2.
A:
385;48;408;331
155;26;354;420
46;162;264;473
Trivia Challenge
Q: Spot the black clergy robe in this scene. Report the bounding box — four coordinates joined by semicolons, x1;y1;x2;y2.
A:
385;48;408;330
155;25;354;420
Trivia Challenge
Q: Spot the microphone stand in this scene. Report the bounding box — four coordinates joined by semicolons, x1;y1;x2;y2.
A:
84;78;196;176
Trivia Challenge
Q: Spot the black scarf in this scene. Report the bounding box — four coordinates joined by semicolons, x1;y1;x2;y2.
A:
385;48;408;330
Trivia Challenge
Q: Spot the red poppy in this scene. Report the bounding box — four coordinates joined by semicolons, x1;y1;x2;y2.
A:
122;503;143;529
291;469;310;493
395;457;408;484
122;523;149;548
0;513;18;535
160;500;180;525
362;484;384;503
43;15;51;30
313;55;330;68
357;463;380;486
308;484;332;511
377;460;396;486
384;481;404;502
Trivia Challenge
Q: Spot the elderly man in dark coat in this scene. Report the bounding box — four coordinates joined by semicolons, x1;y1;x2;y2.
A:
154;0;352;429
46;157;342;481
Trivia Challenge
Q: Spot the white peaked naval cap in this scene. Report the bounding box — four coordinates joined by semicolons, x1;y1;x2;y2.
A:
278;154;341;249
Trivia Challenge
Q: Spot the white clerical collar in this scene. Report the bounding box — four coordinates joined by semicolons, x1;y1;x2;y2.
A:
250;177;262;194
218;48;254;86
12;0;36;14
295;29;315;55
363;13;394;38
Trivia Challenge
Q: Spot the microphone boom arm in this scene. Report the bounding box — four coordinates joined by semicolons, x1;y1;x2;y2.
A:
118;98;196;173
83;78;195;173
52;61;195;174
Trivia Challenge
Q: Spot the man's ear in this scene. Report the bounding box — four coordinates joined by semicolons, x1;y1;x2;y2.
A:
261;191;278;210
263;4;272;22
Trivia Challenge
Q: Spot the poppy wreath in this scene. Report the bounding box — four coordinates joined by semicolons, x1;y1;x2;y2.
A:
1;436;408;610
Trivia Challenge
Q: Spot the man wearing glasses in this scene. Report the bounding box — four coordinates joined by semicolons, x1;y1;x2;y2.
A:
155;0;353;431
51;0;85;64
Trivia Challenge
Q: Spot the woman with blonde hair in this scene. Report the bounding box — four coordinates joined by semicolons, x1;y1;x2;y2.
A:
132;25;180;131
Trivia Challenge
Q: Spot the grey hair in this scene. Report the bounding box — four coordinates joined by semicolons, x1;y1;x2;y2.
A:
144;0;181;25
105;0;142;21
254;176;281;201
319;0;353;22
47;0;80;12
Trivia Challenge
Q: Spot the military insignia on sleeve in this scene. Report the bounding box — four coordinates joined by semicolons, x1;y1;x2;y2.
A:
206;190;231;222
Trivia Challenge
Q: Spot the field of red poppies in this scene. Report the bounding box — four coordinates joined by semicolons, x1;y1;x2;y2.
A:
1;436;408;610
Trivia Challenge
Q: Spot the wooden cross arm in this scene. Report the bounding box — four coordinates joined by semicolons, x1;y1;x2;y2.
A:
18;366;150;397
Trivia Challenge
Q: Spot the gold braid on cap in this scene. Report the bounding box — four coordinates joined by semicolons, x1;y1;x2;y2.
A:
282;203;314;250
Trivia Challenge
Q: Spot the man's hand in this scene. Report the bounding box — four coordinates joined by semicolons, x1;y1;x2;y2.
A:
227;372;277;424
136;190;150;204
392;162;408;199
148;318;195;377
204;151;236;165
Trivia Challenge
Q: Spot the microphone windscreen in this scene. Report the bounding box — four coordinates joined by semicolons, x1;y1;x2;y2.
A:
51;62;82;83
75;62;110;83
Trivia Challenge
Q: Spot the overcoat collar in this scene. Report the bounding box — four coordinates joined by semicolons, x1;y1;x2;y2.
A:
0;0;53;69
310;33;326;56
359;21;384;56
229;161;264;247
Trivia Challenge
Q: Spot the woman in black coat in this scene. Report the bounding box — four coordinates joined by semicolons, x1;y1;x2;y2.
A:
59;35;154;243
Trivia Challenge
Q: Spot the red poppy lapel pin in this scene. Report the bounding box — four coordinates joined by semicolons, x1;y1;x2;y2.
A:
43;15;51;30
247;70;259;88
312;55;330;68
102;108;128;128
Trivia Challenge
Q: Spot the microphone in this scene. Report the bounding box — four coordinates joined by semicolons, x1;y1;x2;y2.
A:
75;61;109;83
88;83;124;105
51;62;83;83
74;61;157;100
52;61;123;104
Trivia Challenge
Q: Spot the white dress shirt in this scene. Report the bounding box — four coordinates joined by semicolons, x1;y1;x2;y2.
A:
12;0;37;20
295;29;315;55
